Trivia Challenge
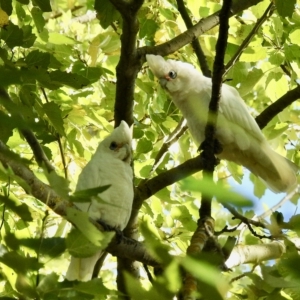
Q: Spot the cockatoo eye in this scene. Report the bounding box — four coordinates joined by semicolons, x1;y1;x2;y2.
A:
168;70;177;79
109;141;118;150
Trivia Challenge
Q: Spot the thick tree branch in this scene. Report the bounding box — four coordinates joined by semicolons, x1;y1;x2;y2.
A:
200;0;232;218
133;155;204;213
138;0;264;57
181;217;215;298
176;0;211;77
108;0;145;294
109;0;144;127
225;241;285;269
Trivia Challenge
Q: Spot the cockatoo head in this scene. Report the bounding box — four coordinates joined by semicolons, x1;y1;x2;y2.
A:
99;121;132;164
146;54;199;96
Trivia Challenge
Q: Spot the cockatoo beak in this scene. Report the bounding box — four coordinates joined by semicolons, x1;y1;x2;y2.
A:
121;143;132;163
159;77;168;87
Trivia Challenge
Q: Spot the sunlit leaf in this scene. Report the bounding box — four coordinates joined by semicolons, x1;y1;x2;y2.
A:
32;0;51;12
66;207;114;247
275;0;296;17
69;185;111;203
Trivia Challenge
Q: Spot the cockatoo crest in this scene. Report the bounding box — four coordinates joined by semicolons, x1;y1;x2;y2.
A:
146;54;199;96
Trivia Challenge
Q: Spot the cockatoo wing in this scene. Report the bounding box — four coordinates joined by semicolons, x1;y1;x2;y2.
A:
66;121;133;281
146;54;298;192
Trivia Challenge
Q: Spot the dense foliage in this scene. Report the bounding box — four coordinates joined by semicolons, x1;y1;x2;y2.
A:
0;0;299;299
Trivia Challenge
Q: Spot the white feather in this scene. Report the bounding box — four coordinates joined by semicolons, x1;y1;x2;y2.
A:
146;54;298;193
66;121;133;281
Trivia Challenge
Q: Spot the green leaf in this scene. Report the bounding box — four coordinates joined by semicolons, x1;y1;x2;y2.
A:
0;195;32;222
16;0;29;4
236;68;264;97
289;29;300;44
66;207;114;247
275;0;296;17
0;67;22;86
0;23;23;48
25;50;50;68
0;111;15;142
0;0;12;15
49;70;90;89
72;63;103;83
70;185;111;203
37;273;59;295
74;279;111;296
182;257;228;300
139;19;158;40
31;7;45;33
43;102;65;136
94;0;121;29
16;2;26;21
136;138;153;154
66;228;103;258
0;251;42;273
45;169;69;198
48;32;75;45
5;234;66;257
32;0;51;12
22;25;36;48
15;273;39;298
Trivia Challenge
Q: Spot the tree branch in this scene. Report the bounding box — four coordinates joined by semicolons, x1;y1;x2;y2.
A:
109;0;144;127
255;85;300;129
138;0;264;57
224;2;275;75
200;0;232;218
176;0;211;77
108;0;145;293
152;118;188;172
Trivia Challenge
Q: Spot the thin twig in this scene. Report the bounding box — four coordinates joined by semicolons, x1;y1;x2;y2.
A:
41;88;68;179
176;0;211;77
0;87;54;173
224;3;275;75
152;118;187;172
223;203;266;228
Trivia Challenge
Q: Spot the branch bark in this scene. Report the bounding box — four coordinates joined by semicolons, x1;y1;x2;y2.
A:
109;0;144;127
224;2;275;75
200;0;232;218
138;0;264;57
225;241;285;269
255;85;300;129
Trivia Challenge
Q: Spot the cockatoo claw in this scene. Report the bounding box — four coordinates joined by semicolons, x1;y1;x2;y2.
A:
97;219;117;232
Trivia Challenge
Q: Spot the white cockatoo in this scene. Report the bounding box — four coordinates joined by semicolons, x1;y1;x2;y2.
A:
146;54;298;193
66;120;133;281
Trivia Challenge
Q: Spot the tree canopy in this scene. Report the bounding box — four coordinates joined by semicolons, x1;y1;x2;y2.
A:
0;0;299;299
